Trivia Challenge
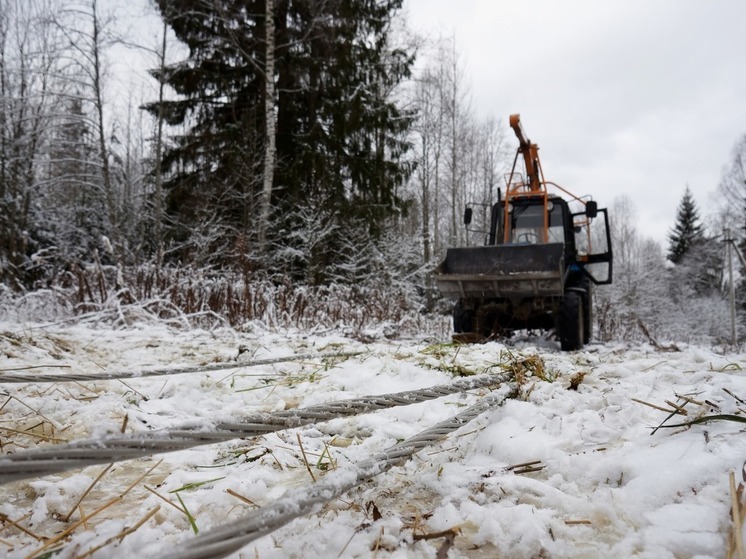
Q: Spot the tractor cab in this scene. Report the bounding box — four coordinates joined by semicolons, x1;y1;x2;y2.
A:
498;197;568;246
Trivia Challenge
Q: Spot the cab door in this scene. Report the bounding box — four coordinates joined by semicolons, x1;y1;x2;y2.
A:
573;208;613;285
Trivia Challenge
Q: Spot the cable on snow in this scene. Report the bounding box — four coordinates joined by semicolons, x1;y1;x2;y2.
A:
0;372;514;485
159;385;517;559
0;350;365;383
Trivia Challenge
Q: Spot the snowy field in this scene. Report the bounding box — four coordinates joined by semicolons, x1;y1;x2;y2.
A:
1;321;746;558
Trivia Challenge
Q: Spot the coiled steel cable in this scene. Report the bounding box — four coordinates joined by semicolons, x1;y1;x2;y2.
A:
0;372;514;484
158;385;517;559
0;351;364;383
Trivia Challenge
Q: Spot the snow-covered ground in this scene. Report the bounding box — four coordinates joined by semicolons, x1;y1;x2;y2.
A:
1;321;745;558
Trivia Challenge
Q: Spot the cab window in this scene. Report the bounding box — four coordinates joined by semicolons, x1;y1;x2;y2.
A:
508;202;564;244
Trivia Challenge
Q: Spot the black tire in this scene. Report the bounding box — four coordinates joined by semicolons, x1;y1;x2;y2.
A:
453;301;474;333
559;291;584;351
581;279;593;344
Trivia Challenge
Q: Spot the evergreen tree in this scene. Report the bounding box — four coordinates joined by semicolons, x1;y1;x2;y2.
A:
667;186;704;264
666;187;721;301
148;0;414;274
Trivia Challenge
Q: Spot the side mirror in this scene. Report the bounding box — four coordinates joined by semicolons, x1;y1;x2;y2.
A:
463;207;473;225
585;201;598;219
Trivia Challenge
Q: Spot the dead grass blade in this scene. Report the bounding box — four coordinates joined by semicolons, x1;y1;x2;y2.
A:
631;398;684;415
512;465;546;475
62;415;129;522
0;426;67;443
655;414;746;429
297;434;317;483
664;400;688;415
74;506;160;559
496;460;546;475
7;395;62;430
647;399;691;436
144;485;189;515
117;379;149;401
675;393;704;406
62;464;114;523
226;488;258;508
0;513;44;541
23;459;162;559
724;388;746;407
412;528;459;559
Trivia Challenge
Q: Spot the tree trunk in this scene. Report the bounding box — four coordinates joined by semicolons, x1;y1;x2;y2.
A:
90;0;119;259
154;18;168;270
258;0;276;252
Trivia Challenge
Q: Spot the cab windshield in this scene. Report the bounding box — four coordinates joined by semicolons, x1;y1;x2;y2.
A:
508;202;564;244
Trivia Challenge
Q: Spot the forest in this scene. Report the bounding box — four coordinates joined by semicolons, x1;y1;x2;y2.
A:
2;0;746;346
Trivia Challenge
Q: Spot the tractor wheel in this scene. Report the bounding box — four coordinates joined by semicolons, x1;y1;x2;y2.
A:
581;279;593;344
453;301;474;333
559;291;584;351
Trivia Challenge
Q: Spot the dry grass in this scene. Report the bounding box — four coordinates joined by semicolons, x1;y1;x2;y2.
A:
1;374;163;554
297;434;317;483
26;264;447;338
74;506;160;559
21;460;163;558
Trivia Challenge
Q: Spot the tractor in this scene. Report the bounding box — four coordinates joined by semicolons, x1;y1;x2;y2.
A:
434;114;613;350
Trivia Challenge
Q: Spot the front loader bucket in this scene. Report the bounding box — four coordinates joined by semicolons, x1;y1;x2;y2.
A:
434;243;565;299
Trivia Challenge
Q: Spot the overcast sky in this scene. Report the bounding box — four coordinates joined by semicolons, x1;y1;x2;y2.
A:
404;0;746;245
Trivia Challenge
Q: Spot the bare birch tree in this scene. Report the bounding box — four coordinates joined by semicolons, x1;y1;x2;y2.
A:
152;18;169;268
51;0;121;259
0;0;64;286
258;0;276;252
411;34;510;258
718;133;746;235
442;37;471;247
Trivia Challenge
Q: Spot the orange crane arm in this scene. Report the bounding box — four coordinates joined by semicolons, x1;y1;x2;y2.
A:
509;114;542;192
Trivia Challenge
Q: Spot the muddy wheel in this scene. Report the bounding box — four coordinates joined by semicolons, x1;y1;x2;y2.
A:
559;291;584;351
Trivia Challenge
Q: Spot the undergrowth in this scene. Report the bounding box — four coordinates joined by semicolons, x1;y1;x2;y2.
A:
0;265;450;339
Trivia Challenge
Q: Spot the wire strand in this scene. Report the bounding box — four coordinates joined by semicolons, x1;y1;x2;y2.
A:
159;386;517;559
0;350;364;383
0;372;514;484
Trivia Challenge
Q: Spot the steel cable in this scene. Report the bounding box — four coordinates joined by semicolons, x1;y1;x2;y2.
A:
0;351;364;384
0;372;514;484
159;385;517;559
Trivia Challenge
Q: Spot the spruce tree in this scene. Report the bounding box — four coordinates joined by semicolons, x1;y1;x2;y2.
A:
667;187;704;264
147;0;414;273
